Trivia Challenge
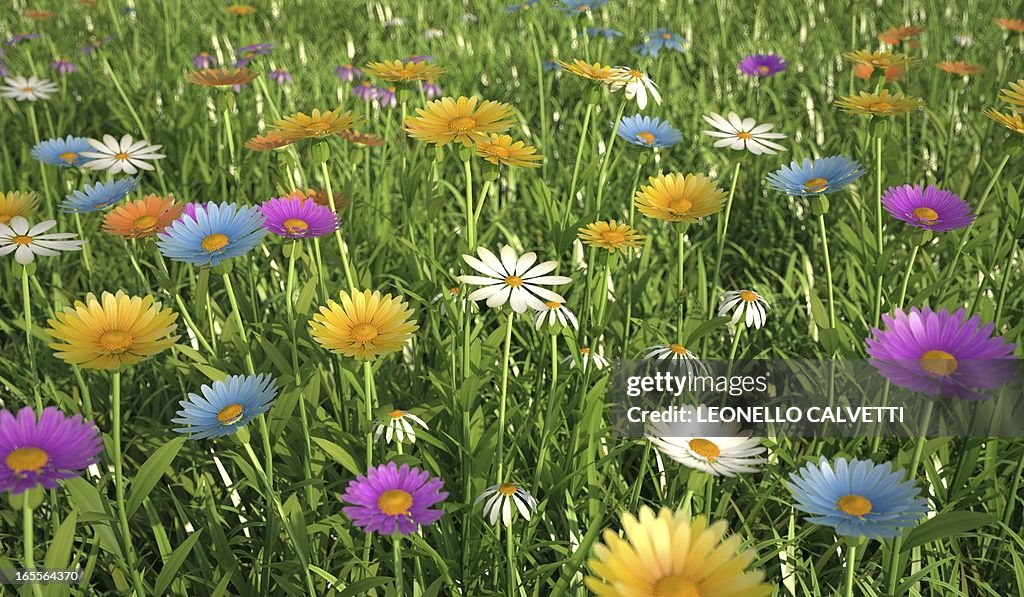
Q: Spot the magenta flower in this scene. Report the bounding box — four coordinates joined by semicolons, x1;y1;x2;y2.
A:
376;86;397;108
51;57;77;76
0;406;102;494
341;462;448;535
268;68;292;85
882;184;975;232
259;197;339;239
420;80;442;99
352;80;377;101
738;54;788;77
334;64;362;82
192;51;216;69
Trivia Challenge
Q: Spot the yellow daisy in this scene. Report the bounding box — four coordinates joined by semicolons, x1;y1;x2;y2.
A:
244;131;297;151
338;129;387;147
998;79;1024;110
475;134;542;168
0;191;39;225
556;59;629;85
309;290;419;361
578;220;644;253
405;96;517;147
271;108;361;142
47;291;179;370
843;50;913;69
226;4;256;15
835;89;924;116
585;507;773;597
985;109;1024;135
634;172;727;223
185;67;260;88
363;59;446;82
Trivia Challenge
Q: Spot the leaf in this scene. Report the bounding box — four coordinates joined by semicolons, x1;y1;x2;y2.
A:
296;276;319;315
337;576;393;597
153;530;204;596
127;437;186;516
683;316;730;344
312;437;361;475
43;510;78;597
808;292;828;328
902;511;997;552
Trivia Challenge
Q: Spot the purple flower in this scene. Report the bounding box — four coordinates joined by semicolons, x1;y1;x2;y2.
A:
419;80;442;99
51;57;77;76
352;81;377;101
738;54;788;77
179;202;208;222
882;184;975;232
193;52;216;69
268;68;292;85
408;54;433;64
867;307;1017;400
7;33;41;46
259;197;339;239
0;62;7;78
341;462;448;535
335;63;362;82
236;43;272;58
234;57;252;68
0;406;102;494
375;86;397;108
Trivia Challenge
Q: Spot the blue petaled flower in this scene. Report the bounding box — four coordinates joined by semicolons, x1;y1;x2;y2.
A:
157;202;267;266
788;457;928;540
765;156;865;196
172;374;277;440
31;135;93;167
558;0;607;14
60;177;138;213
617;115;682;148
635;29;687;57
587;27;623;39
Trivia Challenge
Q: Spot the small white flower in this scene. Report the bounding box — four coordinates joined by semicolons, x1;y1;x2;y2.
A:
718;289;769;329
563;347;610;371
384;16;406;27
610;68;662;110
423;27;444;39
81;134;166;175
0;75;58;101
373;408;428;444
952;33;973;47
432;286;473;315
458;245;572;313
533;300;579;331
644;343;708;379
460;13;478;23
702;112;786;155
475;483;538;527
647;419;766;477
0;216;84;264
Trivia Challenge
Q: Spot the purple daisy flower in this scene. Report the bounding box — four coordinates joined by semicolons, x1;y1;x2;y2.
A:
376;86;397;108
335;63;362;82
0;406;102;494
0;62;7;78
867;307;1018;400
51;57;77;76
193;51;216;69
237;43;272;59
341;462;448;535
419;79;442;99
352;80;377;101
408;54;433;64
268;68;292;85
882;184;975;232
7;33;41;46
738;54;788;77
259;197;339;239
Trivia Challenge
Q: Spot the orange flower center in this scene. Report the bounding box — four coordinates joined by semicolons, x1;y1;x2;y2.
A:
545;301;562;309
133;215;158;232
59;151;79;163
99;330;134;354
629;69;643;78
920;349;957;376
736;131;753;140
11;234;33;246
504;275;524;287
912;207;939;224
636;131;657;145
449;117;476;132
498;483;518;496
653;575;700;597
739;290;758;302
869;101;893;113
114;152;130;160
201;233;229;252
837;494;872;518
389;409;405;420
22;86;34;94
580;347;591;354
351;322;379;344
803;177;829;192
600;230;626;245
668;343;688;355
306;122;332;135
661;33;672;39
487;145;511;158
688;438;721;461
5;447;49;474
394;68;413;78
757;65;770;73
283;218;309;233
217;404;244;425
668;197;693;215
377;489;414;516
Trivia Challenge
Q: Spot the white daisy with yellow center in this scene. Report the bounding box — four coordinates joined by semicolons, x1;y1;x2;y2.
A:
702;111;787;155
609;67;662;110
457;245;572;313
0;216;84;265
475;482;539;527
532;300;579;331
647;419;767;477
373;408;428;444
718;289;770;329
644;343;708;379
81;133;166;175
563;346;611;371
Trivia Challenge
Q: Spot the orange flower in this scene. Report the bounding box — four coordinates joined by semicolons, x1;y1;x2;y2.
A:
226;4;256;15
338;129;386;147
103;195;185;239
996;18;1024;32
853;63;904;82
25;9;55;20
936;61;984;76
878;25;925;45
245;131;296;151
287;188;352;212
185;68;259;88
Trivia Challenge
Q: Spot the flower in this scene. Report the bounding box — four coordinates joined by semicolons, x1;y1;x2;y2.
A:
47;290;179;370
719;289;770;329
226;4;256;15
352;81;377;100
0;75;58;101
0;191;38;224
738;53;788;77
475;483;538;527
564;346;610;371
878;25;926;46
310;290;418;361
259;196;340;239
788;457;928;540
432;286;473;316
7;34;41;46
644;343;708;378
60;177;139;213
192;52;216;69
635;29;687;57
375;86;397;108
271;108;361;142
998;79;1024;110
616;115;682;148
533;301;579;330
0;407;102;495
341;461;447;535
986;108;1024;135
587;27;623;39
384;17;406;27
952;33;974;47
289;188;351;211
405;96;516;147
556;59;629;86
103;195;184;239
31;135;92;167
844;50;913;75
24;9;55;20
996;18;1024;32
338;129;386;147
765;156;865;196
702;112;786;155
374;409;428;444
607;67;661;109
157;202;267;266
172;374;277;440
881;184;975;232
423;27;444;39
634;172;727;222
475;134;543;168
506;0;538;11
236;43;272;60
585;507;771;596
836;89;924;116
866;307;1017;400
51;57;76;76
244;131;295;151
458;245;572;313
419;79;442;99
80;134;166;175
268;68;292;85
647;419;766;477
578;220;644;253
0;217;82;265
335;64;362;82
558;0;607;14
364;59;445;82
936;61;984;76
186;67;259;88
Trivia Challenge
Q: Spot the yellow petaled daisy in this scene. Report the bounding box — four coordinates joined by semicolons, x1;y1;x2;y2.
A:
309;290;419;361
843;50;913;70
245;132;296;151
475;134;543;168
186;68;260;88
836;89;924;116
46;291;179;370
338;129;387;147
998;79;1024;110
634;172;727;222
271;108;362;142
578;220;644;253
985;109;1024;135
585;507;772;597
405;96;517;147
0;191;39;225
363;59;446;82
226;4;256;15
557;59;630;85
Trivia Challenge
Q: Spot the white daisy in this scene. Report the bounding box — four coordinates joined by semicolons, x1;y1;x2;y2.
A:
610;67;662;110
423;27;444;39
718;289;770;329
702;112;787;155
646;419;767;477
475;483;538;527
458;245;572;313
373;409;428;444
0;75;58;101
563;347;610;371
533;300;579;331
460;13;478;23
0;216;84;265
644;343;708;379
80;134;167;175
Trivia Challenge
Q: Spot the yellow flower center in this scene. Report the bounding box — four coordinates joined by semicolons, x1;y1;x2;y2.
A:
870;101;893;113
449;287;460;295
306;122;332;135
545;301;562;309
201;233;229;252
59;151;79;163
498;483;518;496
580;347;591;354
283;218;309;233
629;69;643;78
920;349;958;376
653;575;700;597
739;290;758;302
688;438;721;461
668;343;688;355
600;230;626;245
668;197;693;215
661;33;672;39
217;404;244;425
5;447;49;474
578;5;589;10
99;330;134;354
636;131;657;145
504;275;524;287
0;214;10;224
394;68;413;78
757;65;770;74
22;86;34;94
11;234;33;246
803;177;829;192
351;322;379;344
449;117;477;132
389;409;405;420
736;131;753;140
837;494;873;518
487;145;512;158
133;215;158;232
912;207;939;224
113;152;130;161
377;489;414;516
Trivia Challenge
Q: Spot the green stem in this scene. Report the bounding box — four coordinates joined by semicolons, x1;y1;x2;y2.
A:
709;162;742;313
321;160;356;290
897;245;920;308
463;158;476;249
286;244;315;507
819;214;836;330
222;273;255;375
562;103;594;229
21;267;41;412
844;543;858;597
676;227;686;344
112;371;147;596
872;135;884;328
506;524;516;597
593;98;629;214
393;533;404;595
497;311;515;482
24;501;43;597
363;361;376;466
74;214;94;275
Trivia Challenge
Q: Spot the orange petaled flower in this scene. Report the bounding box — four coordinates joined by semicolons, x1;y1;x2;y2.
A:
998;79;1024;110
363;59;446;82
836;89;924;116
226;4;256;15
878;25;925;45
996;19;1024;32
186;68;259;88
25;9;55;20
986;109;1024;135
102;195;185;239
474;134;542;168
937;61;984;76
286;188;352;211
405;96;517;147
245;131;296;151
338;129;386;147
271;108;361;141
556;59;630;85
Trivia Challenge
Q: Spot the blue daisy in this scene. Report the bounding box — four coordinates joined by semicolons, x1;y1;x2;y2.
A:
617;115;682;148
171;374;277;440
558;0;607;14
788;457;928;540
765;156;866;196
157;202;267;267
31;135;93;167
635;29;687;58
59;177;138;213
586;27;623;39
